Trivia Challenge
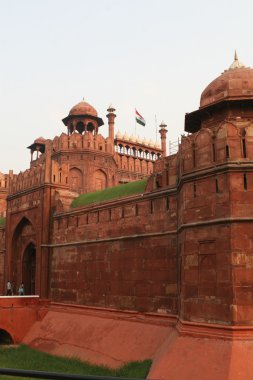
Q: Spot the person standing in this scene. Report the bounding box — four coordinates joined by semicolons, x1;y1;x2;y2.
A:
6;280;12;296
18;282;25;296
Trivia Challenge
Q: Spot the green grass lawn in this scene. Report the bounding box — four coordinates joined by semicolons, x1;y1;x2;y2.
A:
72;179;147;208
0;217;5;226
0;345;152;379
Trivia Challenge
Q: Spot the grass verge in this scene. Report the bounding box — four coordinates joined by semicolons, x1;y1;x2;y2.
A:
72;179;147;208
0;217;5;226
0;345;152;379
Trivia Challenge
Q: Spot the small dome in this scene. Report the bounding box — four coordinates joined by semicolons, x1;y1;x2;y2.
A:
200;53;253;108
115;130;122;139
123;132;129;140
155;142;161;149
136;136;141;144
69;100;97;117
34;137;46;144
129;134;135;142
142;138;148;145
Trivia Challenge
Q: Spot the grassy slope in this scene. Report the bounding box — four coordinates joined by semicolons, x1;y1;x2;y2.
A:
0;345;152;379
0;217;5;226
72;179;147;208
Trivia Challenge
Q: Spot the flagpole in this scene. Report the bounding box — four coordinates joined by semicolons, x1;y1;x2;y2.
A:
135;109;137;136
155;114;157;143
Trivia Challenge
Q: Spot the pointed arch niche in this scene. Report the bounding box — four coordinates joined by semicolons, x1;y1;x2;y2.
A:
93;169;107;191
11;217;36;295
69;167;83;193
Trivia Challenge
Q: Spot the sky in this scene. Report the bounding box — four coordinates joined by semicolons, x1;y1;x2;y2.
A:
1;0;253;173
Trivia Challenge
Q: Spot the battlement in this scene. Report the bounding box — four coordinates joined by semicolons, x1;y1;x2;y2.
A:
181;121;253;174
0;172;9;217
52;132;114;155
9;164;45;195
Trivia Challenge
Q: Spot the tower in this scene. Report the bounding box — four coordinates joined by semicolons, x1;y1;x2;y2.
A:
106;105;116;141
180;53;253;326
149;52;253;380
159;122;168;156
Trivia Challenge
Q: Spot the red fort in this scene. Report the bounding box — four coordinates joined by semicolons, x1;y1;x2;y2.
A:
0;54;253;379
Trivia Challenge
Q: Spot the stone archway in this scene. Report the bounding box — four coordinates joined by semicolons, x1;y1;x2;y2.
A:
22;242;36;295
0;329;13;345
11;217;36;295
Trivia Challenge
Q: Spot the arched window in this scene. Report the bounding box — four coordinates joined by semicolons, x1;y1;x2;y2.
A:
118;144;123;154
76;121;84;134
87;122;95;133
69;123;74;134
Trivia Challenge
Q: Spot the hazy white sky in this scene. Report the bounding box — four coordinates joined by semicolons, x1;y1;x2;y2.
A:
1;0;253;173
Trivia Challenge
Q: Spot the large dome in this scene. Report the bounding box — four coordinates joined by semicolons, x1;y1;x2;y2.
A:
200;53;253;108
69;100;98;117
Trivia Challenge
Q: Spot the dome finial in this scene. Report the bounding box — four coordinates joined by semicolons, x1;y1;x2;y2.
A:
229;50;245;70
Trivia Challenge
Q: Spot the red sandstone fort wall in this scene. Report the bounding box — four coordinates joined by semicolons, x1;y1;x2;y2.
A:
50;192;178;313
177;122;253;325
3;92;253;329
0;226;5;292
0;194;7;217
0;172;8;217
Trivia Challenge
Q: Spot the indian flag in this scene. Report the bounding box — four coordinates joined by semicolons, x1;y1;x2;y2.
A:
135;109;146;126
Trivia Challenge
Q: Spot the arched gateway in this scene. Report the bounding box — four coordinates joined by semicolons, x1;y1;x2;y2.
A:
11;217;37;295
22;242;36;295
0;329;13;344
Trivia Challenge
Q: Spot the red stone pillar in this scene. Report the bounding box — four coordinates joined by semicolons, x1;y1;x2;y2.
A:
36;146;40;159
159;122;168;156
106;105;116;141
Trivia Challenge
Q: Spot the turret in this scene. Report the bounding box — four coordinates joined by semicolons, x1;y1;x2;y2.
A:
106;105;116;141
159;122;168;156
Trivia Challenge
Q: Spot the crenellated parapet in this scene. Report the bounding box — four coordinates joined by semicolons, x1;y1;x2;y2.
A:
180;120;253;174
146;153;178;191
0;172;8;190
9;164;45;195
52;132;114;155
0;171;9;217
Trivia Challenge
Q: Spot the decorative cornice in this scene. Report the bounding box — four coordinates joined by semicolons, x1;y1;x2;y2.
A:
41;230;177;248
176;319;253;340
